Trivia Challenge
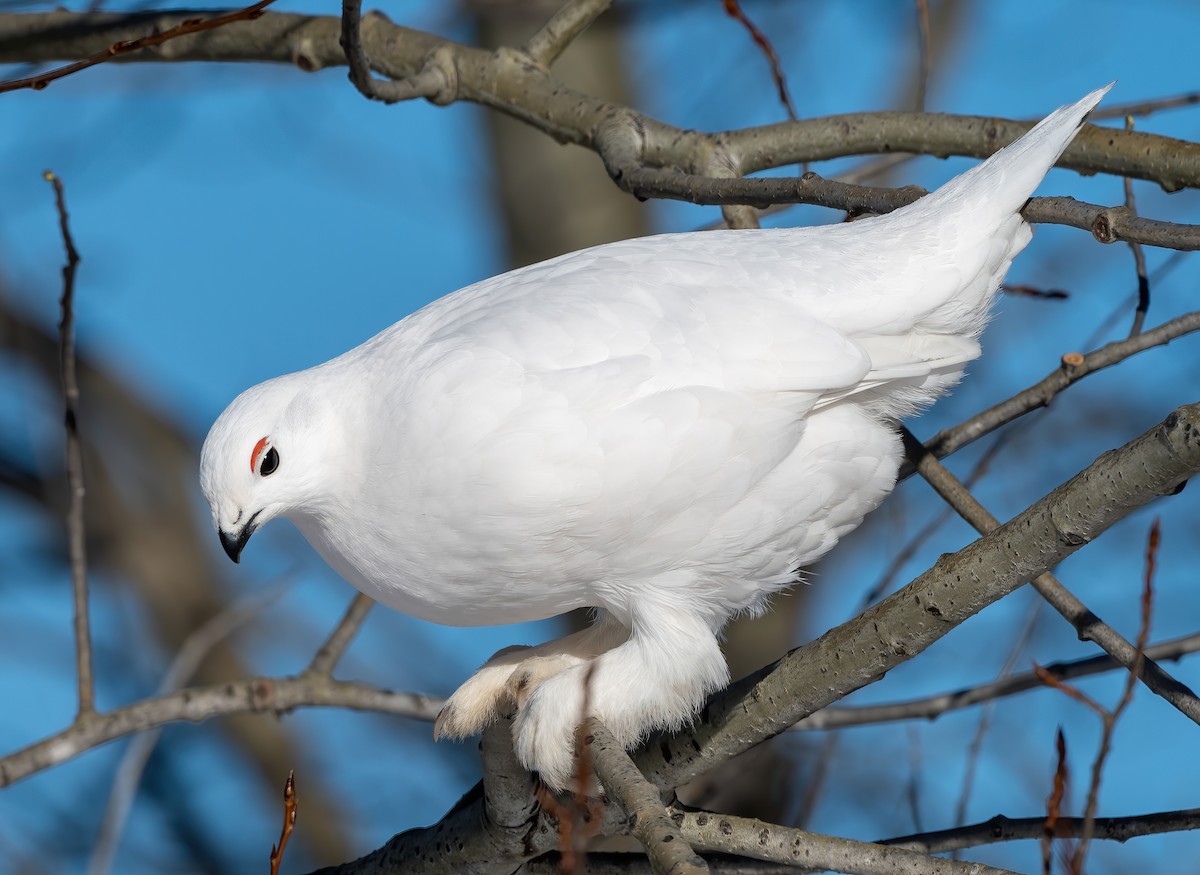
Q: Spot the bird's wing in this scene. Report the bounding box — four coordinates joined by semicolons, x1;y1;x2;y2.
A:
415;242;879;405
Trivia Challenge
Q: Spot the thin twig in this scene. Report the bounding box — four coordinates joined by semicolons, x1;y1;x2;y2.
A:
45;170;94;719
88;586;285;875
905;727;924;833
721;0;797;121
0;674;442;788
902;310;1200;480
793;734;838;828
1070;519;1160;873
1091;89;1200;120
1033;664;1106;717
950;598;1041;860
792;630;1200;731
1002;283;1069;300
306;592;373;676
606;156;1200;249
0;0;277;93
523;0;612;68
269;770;297;875
1123;117;1152;336
1082;250;1190;348
884;805;1200;854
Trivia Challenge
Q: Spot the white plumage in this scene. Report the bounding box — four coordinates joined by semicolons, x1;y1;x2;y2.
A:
201;86;1109;788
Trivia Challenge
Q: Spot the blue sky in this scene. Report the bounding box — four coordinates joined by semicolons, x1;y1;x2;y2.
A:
2;1;1199;872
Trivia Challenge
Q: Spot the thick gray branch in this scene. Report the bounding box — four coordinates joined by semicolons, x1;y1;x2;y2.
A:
898;425;1200;725
640;403;1200;789
2;10;1199;196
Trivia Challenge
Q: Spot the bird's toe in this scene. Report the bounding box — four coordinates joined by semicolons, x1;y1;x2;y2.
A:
513;673;588;791
504;653;588;710
434;660;525;740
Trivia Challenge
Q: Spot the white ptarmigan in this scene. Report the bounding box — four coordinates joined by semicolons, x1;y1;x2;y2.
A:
201;86;1110;789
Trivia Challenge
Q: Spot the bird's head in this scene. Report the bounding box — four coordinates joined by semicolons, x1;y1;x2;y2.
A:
200;374;336;563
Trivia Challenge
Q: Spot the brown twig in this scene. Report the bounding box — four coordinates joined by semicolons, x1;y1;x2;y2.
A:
1033;664;1106;717
1069;519;1160;873
45;170;94;719
1042;729;1070;875
0;0;277;94
270;770;297;875
721;0;797;121
305;592;373;676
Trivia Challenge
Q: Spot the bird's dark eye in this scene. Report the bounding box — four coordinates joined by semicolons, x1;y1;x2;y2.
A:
260;447;280;477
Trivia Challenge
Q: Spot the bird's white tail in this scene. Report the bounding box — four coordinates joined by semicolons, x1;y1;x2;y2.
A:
921;83;1113;219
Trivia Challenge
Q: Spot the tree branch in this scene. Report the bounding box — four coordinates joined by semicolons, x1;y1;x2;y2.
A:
45;170;94;720
589;721;708;875
884;807;1200;854
522;0;612;68
900;310;1200;480
677;809;1018;875
88;586;283;875
306;592;373;676
640;403;1200;790
339;0;452;105
312;720;553;875
0;675;441;788
794;630;1200;731
3;11;1200;236
898;426;1200;726
0;0;276;93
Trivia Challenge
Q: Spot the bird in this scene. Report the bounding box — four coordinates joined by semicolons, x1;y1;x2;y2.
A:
201;86;1110;790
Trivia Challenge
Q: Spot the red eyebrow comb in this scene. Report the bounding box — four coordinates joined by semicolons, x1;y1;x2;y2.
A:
250;436;270;473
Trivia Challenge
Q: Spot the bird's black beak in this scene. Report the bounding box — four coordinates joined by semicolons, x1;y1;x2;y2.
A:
219;517;258;564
